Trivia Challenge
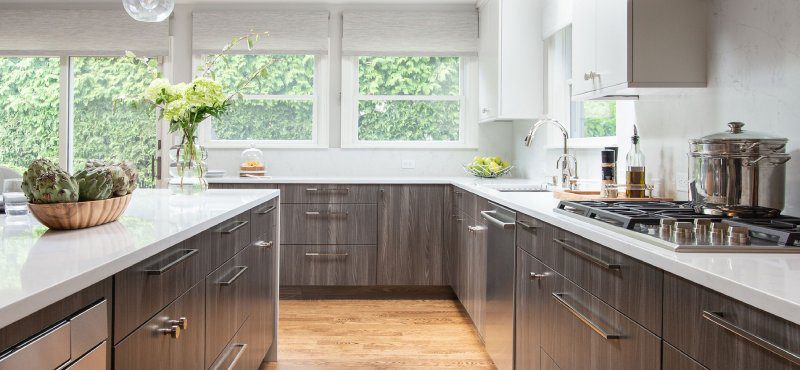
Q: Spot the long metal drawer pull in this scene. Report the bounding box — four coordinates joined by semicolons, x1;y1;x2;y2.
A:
305;252;349;257
227;344;248;370
220;220;249;234
552;293;621;340
480;211;516;229
554;239;621;270
256;204;276;214
516;220;538;230
218;266;248;286
305;211;349;217
703;311;800;365
305;187;350;193
253;240;274;249
144;249;199;275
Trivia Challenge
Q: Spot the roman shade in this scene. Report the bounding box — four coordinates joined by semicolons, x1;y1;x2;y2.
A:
542;0;573;39
342;10;478;56
0;9;169;56
193;11;330;55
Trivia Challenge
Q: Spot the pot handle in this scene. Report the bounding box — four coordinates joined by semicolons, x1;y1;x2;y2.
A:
746;156;791;167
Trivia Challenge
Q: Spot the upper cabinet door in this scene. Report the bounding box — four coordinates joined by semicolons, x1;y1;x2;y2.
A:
571;0;597;96
595;0;630;90
478;0;500;122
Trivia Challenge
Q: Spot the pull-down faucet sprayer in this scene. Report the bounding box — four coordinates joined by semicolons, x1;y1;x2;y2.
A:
524;118;578;190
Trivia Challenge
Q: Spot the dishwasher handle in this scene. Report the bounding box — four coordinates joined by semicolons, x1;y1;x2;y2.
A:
480;210;516;230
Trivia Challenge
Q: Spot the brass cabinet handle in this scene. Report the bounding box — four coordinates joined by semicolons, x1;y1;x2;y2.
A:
554;239;621;270
218;266;248;286
305;252;349;257
703;311;800;365
552;292;621;340
530;272;548;280
253;240;274;249
167;317;188;330
305;211;348;218
158;325;181;339
256;204;276;214
220;220;249;234
305;187;350;193
144;249;198;275
516;220;538;231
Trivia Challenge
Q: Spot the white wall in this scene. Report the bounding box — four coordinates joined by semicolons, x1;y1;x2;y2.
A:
166;2;514;177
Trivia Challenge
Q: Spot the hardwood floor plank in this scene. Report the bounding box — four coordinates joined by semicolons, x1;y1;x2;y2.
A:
263;299;495;369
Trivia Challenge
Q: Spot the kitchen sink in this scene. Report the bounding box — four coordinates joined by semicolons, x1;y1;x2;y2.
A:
478;184;550;193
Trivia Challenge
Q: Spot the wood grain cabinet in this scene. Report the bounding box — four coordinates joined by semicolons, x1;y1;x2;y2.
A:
115;281;206;370
281;203;377;245
664;273;800;370
515;249;547;370
453;210;488;338
280;245;376;286
377;185;445;285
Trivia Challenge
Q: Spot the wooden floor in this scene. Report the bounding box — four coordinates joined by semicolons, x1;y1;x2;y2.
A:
263;299;496;369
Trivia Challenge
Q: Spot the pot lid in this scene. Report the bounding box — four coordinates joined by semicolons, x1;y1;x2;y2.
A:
692;122;788;143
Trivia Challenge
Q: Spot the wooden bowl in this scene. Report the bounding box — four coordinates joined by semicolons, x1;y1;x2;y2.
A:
28;194;133;230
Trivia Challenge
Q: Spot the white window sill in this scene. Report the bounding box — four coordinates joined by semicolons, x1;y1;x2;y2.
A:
203;141;329;150
341;142;479;150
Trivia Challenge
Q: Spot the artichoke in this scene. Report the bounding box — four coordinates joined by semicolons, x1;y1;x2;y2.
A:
74;168;114;201
104;166;130;196
30;170;79;204
82;160;138;196
21;158;60;201
117;161;138;193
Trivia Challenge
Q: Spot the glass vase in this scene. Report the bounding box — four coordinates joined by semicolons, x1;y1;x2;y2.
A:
168;138;208;194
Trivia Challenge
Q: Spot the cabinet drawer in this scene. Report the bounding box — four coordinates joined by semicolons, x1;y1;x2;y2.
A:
281;204;377;245
280;245;376;286
206;246;253;368
114;281;205;370
515;249;546;370
453;187;477;218
250;198;278;240
515;213;543;258
0;321;71;370
114;241;204;343
544;225;663;334
205;212;252;273
209;317;253;370
664;274;800;370
277;184;378;204
540;271;661;370
663;342;708;370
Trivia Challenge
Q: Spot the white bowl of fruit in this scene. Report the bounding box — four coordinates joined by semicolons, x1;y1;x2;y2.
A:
463;156;513;178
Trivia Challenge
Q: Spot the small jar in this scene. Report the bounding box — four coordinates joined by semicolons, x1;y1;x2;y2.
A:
600;149;617;198
240;144;265;177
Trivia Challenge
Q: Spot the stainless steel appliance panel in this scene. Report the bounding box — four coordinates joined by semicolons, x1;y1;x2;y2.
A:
482;202;517;370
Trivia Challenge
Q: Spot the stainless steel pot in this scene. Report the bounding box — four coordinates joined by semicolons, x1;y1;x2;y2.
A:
689;122;790;217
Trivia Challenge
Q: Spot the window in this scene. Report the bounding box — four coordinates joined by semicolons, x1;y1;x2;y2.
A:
342;56;476;148
0;56;160;188
545;27;621;146
71;57;159;188
200;54;326;147
0;57;60;174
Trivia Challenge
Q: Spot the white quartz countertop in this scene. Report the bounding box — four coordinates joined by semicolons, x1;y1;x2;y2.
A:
207;176;455;184
210;176;800;325
0;189;279;329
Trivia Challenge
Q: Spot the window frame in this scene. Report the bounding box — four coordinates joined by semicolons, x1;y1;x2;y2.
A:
340;55;478;149
195;53;329;149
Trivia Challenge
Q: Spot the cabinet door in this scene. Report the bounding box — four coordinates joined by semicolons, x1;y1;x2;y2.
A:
595;0;630;90
478;0;500;121
571;0;597;96
246;238;275;367
465;217;487;338
377;185;444;285
515;249;547;370
452;215;466;303
443;186;455;286
114;282;205;370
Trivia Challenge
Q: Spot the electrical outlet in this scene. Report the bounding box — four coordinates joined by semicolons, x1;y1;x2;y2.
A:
401;160;416;169
675;177;690;192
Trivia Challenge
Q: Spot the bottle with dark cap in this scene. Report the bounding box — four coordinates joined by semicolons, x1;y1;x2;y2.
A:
601;149;616;197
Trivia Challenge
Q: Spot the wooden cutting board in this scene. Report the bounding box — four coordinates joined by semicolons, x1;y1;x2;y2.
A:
553;189;672;202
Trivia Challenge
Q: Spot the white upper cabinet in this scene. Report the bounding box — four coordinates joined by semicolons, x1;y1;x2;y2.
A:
478;0;543;123
572;0;707;99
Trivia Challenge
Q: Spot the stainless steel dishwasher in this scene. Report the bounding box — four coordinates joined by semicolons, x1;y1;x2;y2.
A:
481;202;516;370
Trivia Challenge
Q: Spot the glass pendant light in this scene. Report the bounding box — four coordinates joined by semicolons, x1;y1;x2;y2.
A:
122;0;174;22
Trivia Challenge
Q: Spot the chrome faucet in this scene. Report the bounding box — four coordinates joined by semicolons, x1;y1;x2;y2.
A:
524;118;578;190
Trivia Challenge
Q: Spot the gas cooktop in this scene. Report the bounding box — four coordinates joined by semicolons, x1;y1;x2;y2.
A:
555;200;800;253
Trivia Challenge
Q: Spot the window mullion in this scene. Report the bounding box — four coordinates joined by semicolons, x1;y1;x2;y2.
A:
58;56;73;172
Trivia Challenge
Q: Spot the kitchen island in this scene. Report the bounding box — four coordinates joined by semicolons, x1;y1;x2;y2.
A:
0;189;279;369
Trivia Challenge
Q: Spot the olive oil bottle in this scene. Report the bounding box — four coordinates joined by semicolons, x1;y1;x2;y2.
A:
626;125;646;198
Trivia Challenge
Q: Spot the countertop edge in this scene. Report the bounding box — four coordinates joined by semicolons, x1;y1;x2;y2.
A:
0;190;280;329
